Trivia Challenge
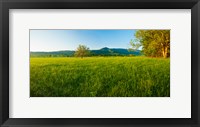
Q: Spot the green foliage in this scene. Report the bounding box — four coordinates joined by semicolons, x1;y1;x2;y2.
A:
129;39;141;51
30;57;170;97
74;45;90;58
131;30;170;58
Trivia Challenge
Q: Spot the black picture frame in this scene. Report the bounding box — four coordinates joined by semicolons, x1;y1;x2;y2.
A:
0;0;199;127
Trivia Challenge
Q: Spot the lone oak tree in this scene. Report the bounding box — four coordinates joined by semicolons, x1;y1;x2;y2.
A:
75;44;90;58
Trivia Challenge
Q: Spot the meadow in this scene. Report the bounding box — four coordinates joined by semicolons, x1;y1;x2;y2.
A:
30;57;170;97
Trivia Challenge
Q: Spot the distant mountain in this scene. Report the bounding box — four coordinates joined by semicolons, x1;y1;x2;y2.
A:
30;47;141;57
91;47;140;56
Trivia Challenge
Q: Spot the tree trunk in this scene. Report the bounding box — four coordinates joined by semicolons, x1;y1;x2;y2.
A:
162;47;168;58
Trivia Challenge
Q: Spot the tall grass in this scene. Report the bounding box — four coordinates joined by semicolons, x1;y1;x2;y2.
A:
30;57;170;97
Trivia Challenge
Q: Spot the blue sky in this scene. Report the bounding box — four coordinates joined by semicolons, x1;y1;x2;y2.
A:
30;30;136;52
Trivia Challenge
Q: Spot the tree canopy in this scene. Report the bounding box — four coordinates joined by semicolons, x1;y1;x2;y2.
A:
130;30;170;58
74;45;90;58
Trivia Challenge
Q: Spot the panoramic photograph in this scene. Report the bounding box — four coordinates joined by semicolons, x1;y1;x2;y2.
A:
30;29;170;97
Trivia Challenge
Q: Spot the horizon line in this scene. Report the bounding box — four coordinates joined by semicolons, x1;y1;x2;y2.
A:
30;47;141;52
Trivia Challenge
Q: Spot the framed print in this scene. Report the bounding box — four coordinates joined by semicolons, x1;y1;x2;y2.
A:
0;0;200;127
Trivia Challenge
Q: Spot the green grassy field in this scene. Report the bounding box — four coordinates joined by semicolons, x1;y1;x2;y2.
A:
30;57;170;97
